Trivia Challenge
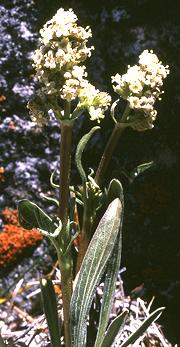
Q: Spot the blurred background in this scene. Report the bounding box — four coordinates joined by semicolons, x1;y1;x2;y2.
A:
0;0;180;344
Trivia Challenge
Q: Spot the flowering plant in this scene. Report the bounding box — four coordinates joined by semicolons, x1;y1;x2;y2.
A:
17;8;169;347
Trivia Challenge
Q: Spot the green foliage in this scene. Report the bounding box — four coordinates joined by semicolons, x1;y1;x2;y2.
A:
129;161;154;183
18;199;57;232
100;310;128;347
120;307;164;347
18;199;63;252
70;198;123;347
40;278;62;347
0;335;6;347
95;179;124;347
75;126;100;190
107;178;124;204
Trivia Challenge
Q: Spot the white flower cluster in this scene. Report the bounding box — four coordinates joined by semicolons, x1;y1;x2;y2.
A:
32;8;93;99
30;8;111;123
61;65;88;101
112;50;169;128
77;82;111;122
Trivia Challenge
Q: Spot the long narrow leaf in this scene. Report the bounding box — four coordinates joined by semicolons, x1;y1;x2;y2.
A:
129;161;154;183
120;307;165;347
101;310;128;347
95;236;121;347
40;278;61;347
95;179;124;347
70;198;122;347
75;126;100;185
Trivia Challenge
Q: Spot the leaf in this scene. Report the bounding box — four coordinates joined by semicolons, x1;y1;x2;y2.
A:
70;198;123;347
18;199;56;233
75;126;100;186
127;114;153;132
50;170;59;188
72;106;85;120
41;193;59;206
95;179;124;347
0;335;6;347
120;307;165;347
101;310;128;347
110;99;119;123
107;179;124;203
129;161;154;183
40;278;61;347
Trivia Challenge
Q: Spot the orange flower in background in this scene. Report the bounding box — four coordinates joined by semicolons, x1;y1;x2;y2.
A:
0;208;43;269
0;95;6;102
1;208;18;224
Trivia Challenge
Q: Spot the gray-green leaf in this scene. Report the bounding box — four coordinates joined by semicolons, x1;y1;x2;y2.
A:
95;179;124;347
18;199;56;233
70;198;122;347
101;310;128;347
107;179;124;204
40;278;61;347
120;307;165;347
75;126;100;187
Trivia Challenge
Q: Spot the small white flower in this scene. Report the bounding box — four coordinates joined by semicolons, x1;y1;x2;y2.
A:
139;49;159;66
89;106;105;121
61;78;80;101
77;81;111;122
71;65;87;79
64;72;72;79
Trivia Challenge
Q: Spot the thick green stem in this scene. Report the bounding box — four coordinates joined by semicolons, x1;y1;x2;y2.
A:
58;253;73;347
58;101;73;347
59;121;73;233
95;123;125;185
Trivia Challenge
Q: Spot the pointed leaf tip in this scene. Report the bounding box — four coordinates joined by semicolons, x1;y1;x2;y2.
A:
120;307;165;347
100;310;128;347
70;198;123;347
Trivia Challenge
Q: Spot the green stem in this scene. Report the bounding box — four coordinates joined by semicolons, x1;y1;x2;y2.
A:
58;253;73;347
64;100;71;119
95;105;130;185
59;120;73;233
58;101;73;347
95;123;125;186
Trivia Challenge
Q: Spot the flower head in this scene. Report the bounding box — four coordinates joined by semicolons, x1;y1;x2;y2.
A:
77;82;111;122
111;50;169;130
32;8;94;101
29;8;106;124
